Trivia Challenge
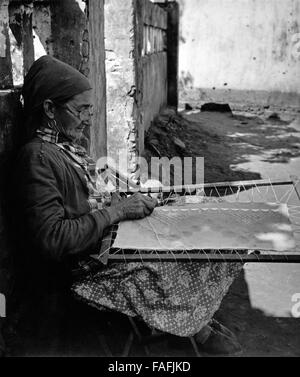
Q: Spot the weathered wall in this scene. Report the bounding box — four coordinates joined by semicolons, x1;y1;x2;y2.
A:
104;0;136;174
49;0;106;159
136;0;168;152
141;51;167;134
81;0;107;159
8;0;106;159
105;0;168;174
50;0;85;69
0;1;13;89
179;0;300;108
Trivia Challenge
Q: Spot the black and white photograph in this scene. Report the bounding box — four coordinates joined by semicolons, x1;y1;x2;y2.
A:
0;0;300;361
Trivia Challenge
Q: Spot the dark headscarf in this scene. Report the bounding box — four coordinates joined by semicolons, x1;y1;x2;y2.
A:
22;55;92;118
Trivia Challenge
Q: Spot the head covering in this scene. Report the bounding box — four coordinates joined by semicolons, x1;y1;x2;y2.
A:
22;55;92;117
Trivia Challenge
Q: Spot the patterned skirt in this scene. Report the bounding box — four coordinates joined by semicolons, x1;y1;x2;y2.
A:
72;261;242;337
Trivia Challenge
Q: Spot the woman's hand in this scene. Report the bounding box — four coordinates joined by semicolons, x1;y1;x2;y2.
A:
106;192;158;224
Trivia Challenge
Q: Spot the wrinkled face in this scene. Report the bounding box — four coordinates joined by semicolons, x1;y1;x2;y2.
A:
55;89;93;142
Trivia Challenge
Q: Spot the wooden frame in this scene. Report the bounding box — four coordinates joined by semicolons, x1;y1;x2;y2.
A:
92;177;300;264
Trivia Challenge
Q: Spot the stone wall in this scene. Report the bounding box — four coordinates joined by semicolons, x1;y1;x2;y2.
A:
104;0;137;175
105;0;168;176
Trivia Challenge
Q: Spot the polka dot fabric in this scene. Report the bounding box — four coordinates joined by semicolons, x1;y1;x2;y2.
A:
72;261;242;337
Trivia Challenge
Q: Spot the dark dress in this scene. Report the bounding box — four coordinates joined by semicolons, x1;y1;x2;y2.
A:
16;137;110;263
13;137;111;352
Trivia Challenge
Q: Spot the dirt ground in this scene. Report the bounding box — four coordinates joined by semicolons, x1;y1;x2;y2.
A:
9;107;300;357
143;107;300;183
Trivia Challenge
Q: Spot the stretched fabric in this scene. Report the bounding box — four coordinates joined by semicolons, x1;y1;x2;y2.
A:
113;202;296;252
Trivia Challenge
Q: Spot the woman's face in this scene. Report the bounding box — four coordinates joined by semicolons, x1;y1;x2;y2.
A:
55;89;93;142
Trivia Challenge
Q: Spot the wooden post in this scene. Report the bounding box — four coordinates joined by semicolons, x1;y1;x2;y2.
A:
32;1;53;56
48;0;107;159
21;2;34;76
0;0;13;89
87;0;107;159
158;1;179;109
49;0;85;69
9;1;35;78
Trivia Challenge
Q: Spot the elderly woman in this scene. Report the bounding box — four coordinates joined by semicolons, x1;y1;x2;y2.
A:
15;55;242;355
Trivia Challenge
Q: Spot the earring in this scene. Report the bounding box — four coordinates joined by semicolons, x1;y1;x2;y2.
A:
48;119;58;131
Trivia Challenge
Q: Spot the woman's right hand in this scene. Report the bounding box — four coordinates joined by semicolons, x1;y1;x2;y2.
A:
106;192;157;224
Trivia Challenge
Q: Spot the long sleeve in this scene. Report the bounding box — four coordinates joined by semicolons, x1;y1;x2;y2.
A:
16;142;111;262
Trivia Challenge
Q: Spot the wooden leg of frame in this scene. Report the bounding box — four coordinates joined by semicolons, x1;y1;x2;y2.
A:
98;334;113;357
128;316;142;340
189;336;202;357
121;331;134;357
128;316;150;356
291;175;300;201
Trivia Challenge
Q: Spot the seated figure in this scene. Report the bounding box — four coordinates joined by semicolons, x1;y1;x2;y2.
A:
13;55;242;355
